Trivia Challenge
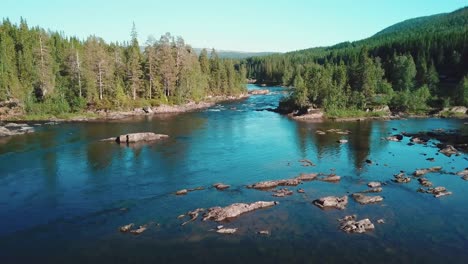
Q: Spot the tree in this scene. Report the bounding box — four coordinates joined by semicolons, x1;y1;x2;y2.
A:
156;33;177;98
34;31;55;99
84;36;113;101
455;75;468;106
127;23;143;100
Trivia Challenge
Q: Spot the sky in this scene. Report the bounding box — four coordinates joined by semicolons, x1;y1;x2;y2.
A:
1;0;466;52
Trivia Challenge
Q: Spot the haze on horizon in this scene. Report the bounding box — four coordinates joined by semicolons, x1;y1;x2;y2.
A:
1;0;466;53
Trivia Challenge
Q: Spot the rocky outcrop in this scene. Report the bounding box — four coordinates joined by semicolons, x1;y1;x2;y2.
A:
419;186;452;198
386;135;403;142
313;196;348;210
339;215;375;234
439;145;458;157
295;173;318;181
0;123;34;137
413;166;442;176
119;223;134;232
202;201;279;222
180;208;205;226
367;182;381;188
352;193;383;204
213;183;230;190
418;178;433;187
102;132;169;144
393;172;411;183
248;89;269;95
248;179;301;189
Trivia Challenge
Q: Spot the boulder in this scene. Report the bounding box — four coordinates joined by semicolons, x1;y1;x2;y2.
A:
439;145;458;157
142;106;153;114
338;139;348;144
339;217;375;234
367;182;381;188
202;201;278;222
457;169;468;177
393;172;411;183
413;166;442;176
130;225;148;235
297;188;305;193
213;183;230;190
313;196;348;210
176;189;188;195
386;135;403;142
181;208;205;226
418;178;433;187
352;193;383;205
119;223;134;232
443;106;468;114
119;132;169;143
295;173;318;181
425;186;452;198
377;219;385;224
257;230;270;235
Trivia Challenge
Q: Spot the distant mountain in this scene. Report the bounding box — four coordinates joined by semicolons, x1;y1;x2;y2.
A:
193;48;279;59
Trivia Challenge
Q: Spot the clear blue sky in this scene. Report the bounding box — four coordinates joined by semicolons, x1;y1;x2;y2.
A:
1;0;466;52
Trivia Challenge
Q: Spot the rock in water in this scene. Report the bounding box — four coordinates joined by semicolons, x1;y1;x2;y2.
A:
386;135;403;141
352;193;383;204
295;173;318;181
313;196;348;210
213;183;230;190
248;179;301;189
318;174;341;182
272;188;293;197
393;173;411;183
202;201;278;222
130;225;148;235
248;89;269;95
119;132;169;143
413;166;442;176
119;223;134;232
340;218;375;234
367;182;381;188
176;189;188;195
216;228;238;234
439;145;458;157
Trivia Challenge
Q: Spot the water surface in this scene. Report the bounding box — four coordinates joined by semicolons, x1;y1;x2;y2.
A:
1;85;467;263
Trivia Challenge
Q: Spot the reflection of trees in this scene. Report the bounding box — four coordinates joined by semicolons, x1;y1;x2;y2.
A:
346;122;372;169
85;113;208;173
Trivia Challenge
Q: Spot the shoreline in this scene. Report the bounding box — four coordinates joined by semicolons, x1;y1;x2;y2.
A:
1;94;250;123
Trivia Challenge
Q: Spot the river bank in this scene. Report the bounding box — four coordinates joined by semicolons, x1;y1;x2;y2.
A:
0;94;250;123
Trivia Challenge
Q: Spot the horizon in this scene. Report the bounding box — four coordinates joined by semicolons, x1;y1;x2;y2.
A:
1;0;466;53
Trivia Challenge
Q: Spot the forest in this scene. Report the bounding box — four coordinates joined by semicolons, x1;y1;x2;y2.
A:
245;7;468;116
0;20;246;116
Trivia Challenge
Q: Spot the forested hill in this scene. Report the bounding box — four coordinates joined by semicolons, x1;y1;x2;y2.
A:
193;48;279;59
245;7;468;114
0;20;246;117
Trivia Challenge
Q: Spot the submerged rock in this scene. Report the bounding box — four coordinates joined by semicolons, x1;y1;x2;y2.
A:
297;188;305;193
362;187;383;193
339;216;375;234
413;166;442;176
352;193;383;205
313;196;348;210
377;219;385;224
202;201;278;222
318;174;341;182
299;159;315;167
181;208;205;226
439;145;458;157
272;188;293;197
456;169;468;177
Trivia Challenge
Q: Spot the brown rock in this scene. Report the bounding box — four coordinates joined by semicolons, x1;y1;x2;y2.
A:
119;223;134;232
418;178;433;187
248;89;269;95
181;208;205;226
249;178;301;189
318;174;341;182
176;189;188;195
213;183;230;190
272;188;293;197
413;166;442;177
313;196;348;210
439;145;458;157
130;225;148;235
105;132;169;144
202;201;279;222
367;182;381;188
352;193;383;205
393;173;411;183
295;173;318;181
340;218;375;234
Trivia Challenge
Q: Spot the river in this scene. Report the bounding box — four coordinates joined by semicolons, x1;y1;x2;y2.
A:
0;84;467;263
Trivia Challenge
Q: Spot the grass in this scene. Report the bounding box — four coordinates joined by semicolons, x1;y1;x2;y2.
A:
11;112;99;121
324;109;388;119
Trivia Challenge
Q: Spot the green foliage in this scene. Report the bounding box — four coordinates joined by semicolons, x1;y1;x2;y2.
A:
455;75;468;106
0;20;246;118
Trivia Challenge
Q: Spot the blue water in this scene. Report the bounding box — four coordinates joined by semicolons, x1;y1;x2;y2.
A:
0;85;467;263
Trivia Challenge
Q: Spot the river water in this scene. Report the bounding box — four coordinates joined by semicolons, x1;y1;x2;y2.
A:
0;85;467;263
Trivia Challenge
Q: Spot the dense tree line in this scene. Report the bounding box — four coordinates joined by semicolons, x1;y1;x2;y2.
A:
0;19;246;115
245;7;468;113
